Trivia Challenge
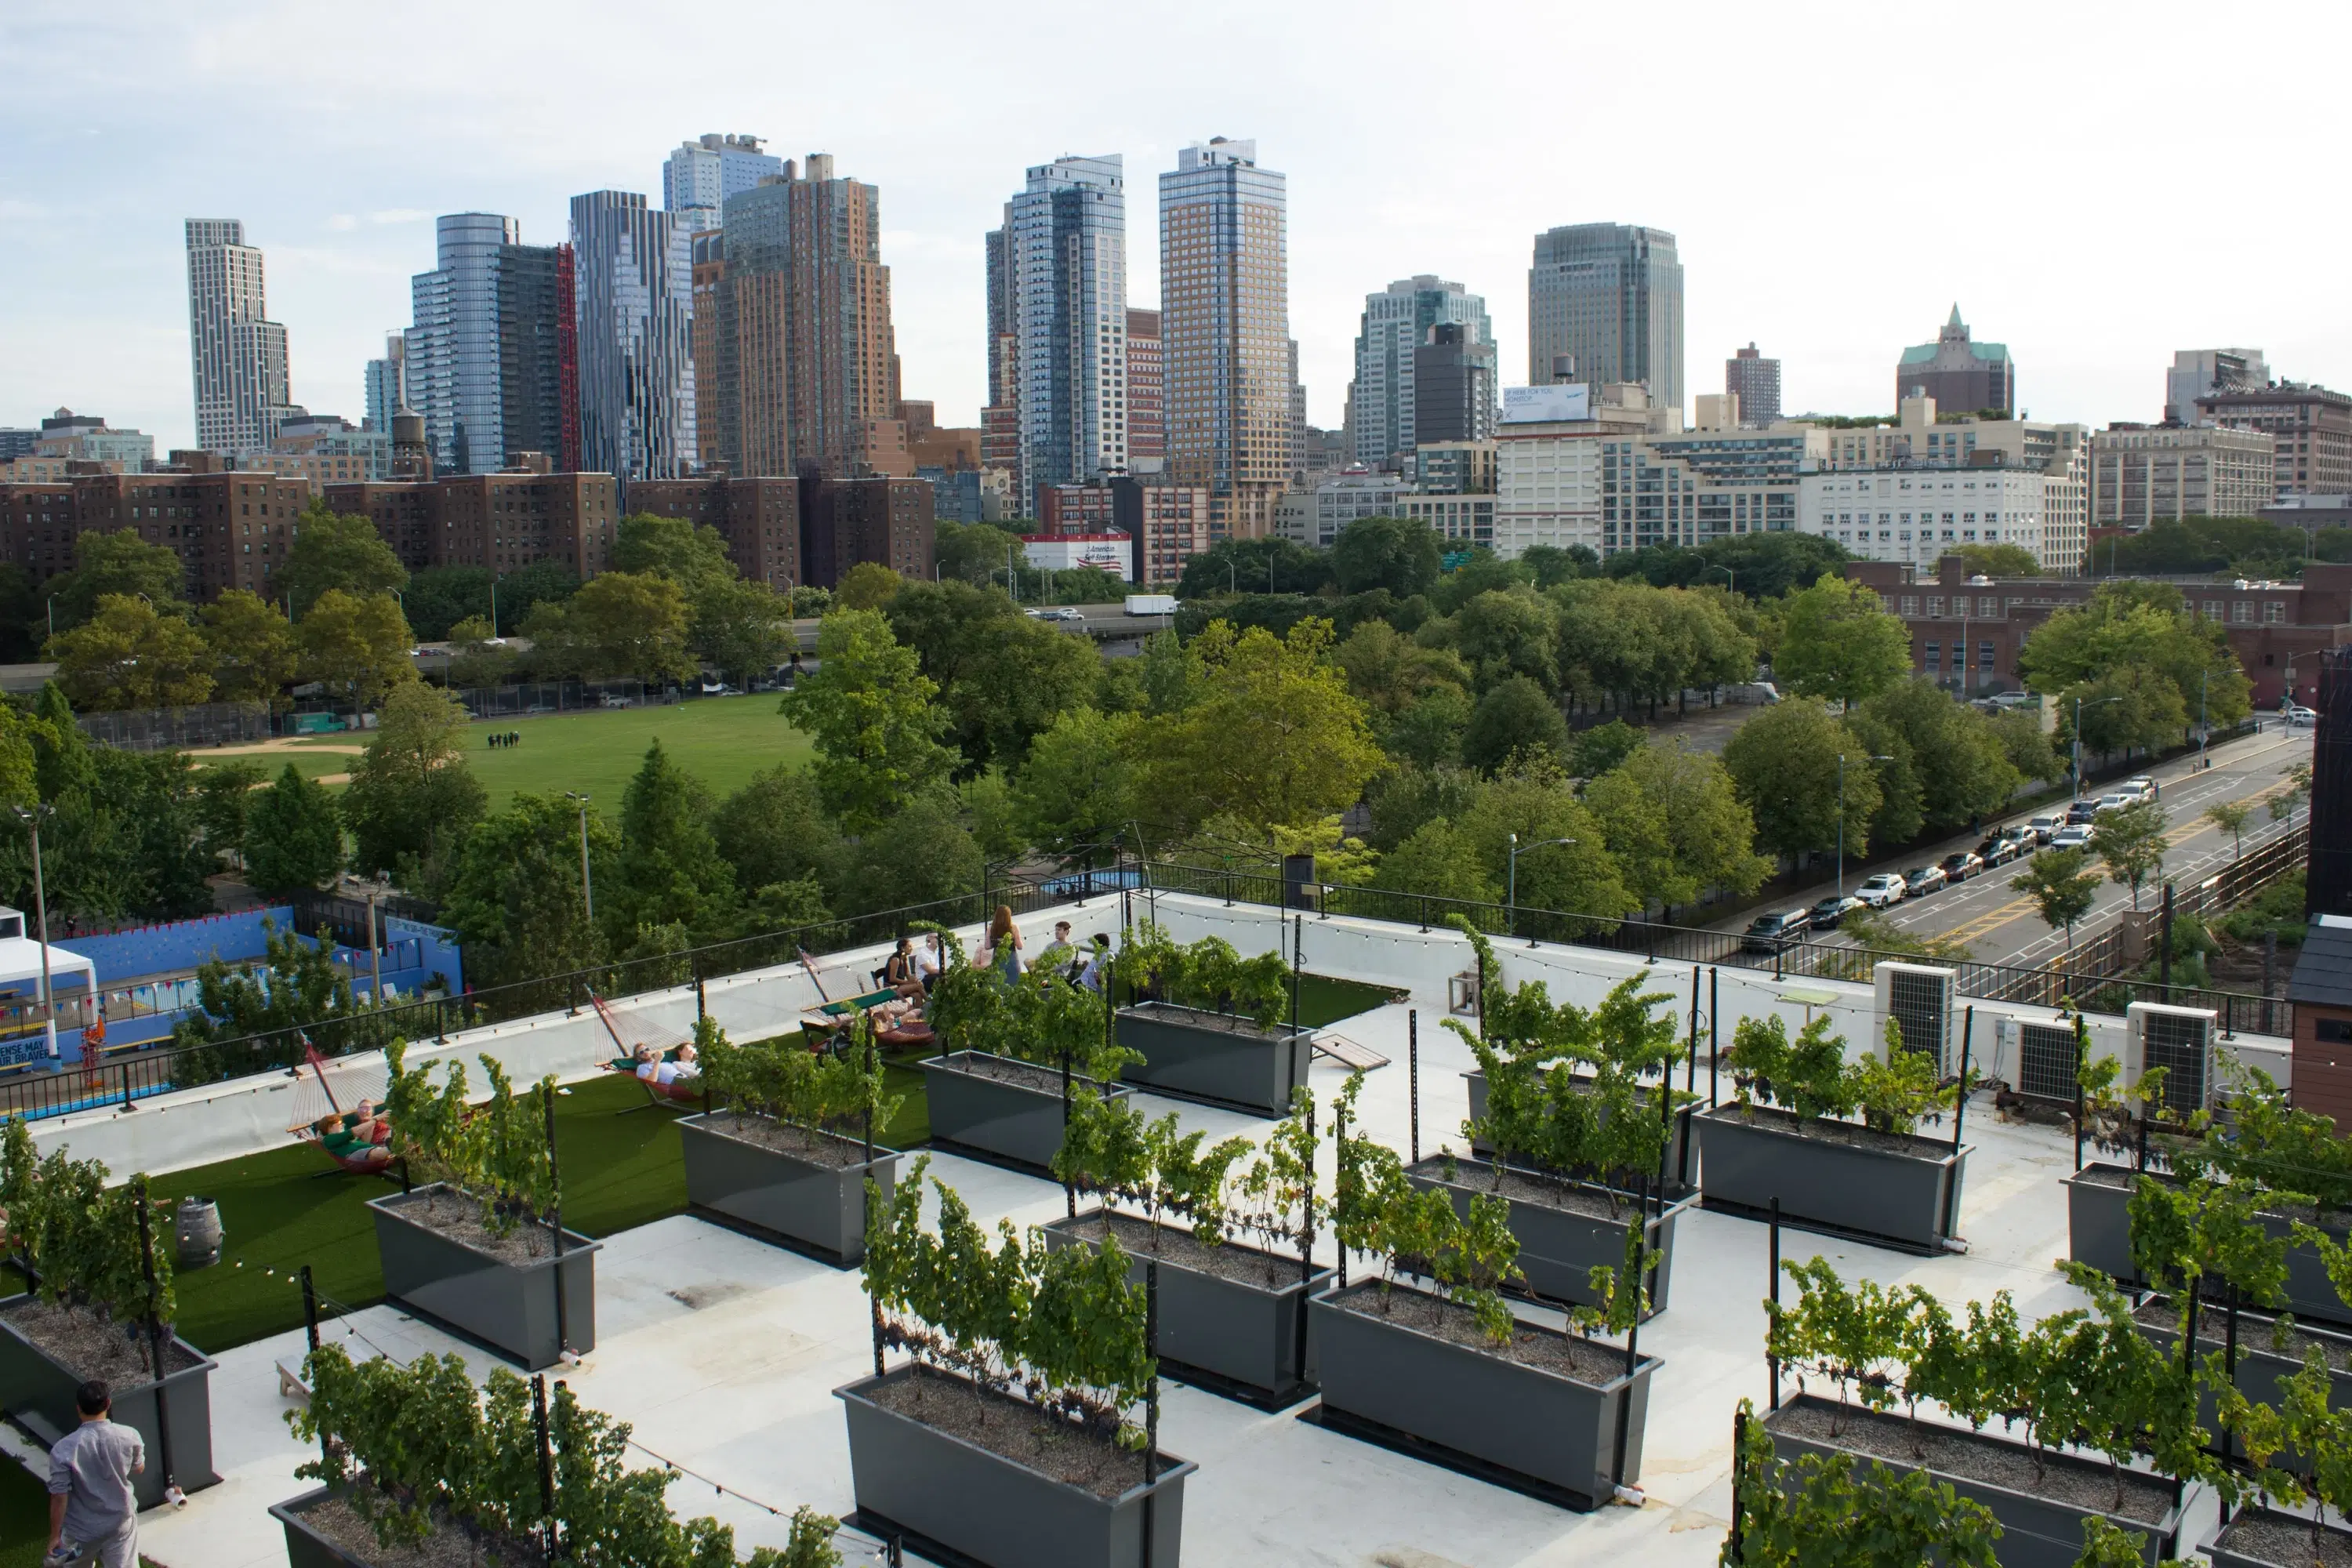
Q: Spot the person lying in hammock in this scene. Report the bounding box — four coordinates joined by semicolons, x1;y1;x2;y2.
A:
311;1102;394;1169
631;1041;699;1086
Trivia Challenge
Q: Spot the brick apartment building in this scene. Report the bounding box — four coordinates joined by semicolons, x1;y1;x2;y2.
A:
627;476;802;587
0;469;318;601
1846;556;2352;710
325;472;621;578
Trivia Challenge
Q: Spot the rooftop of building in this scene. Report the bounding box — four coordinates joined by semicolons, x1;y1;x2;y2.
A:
2288;915;2352;1007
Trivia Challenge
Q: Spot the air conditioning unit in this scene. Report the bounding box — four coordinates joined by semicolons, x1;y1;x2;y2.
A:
1996;1015;2084;1103
2125;1003;2218;1115
1875;963;1960;1076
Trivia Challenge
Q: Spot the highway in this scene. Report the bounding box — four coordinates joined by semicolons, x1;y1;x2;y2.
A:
1730;724;2315;968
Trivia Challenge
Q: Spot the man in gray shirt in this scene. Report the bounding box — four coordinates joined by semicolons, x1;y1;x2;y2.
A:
46;1379;143;1567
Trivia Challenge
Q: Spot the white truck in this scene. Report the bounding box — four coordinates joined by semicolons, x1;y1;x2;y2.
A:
1124;593;1178;616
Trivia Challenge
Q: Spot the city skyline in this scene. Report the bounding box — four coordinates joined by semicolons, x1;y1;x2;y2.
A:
5;3;2347;452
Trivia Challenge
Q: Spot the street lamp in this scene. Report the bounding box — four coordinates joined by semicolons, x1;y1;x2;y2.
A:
563;792;593;924
1508;833;1577;946
2071;695;2125;799
1836;754;1896;896
11;804;56;1058
1704;563;1737;596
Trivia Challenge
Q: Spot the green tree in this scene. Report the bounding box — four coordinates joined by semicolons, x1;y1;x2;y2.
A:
710;765;840;896
488;561;579;636
1587;743;1770;920
1385;686;1473;768
1439;587;1561;691
836;561;904;609
779;608;956;833
1569;718;1646;779
445;615;518;689
1948;542;2040;577
612;512;735;594
2018;580;2250;735
45;594;215;710
938;613;1100;774
440;793;617;990
1012;707;1143;858
1722;699;1883;863
198;588;300;706
1461;675;1569;775
2205;798;2254;856
1774;575;1913;706
39;531;187;633
1370;815;1498;906
298;589;417;713
1853;681;2021;837
521;571;695;684
281;499;409;612
1171;535;1336;600
1331;619;1470;717
194;757;268;870
689;575;793;686
2089;797;2169;909
825;795;982;918
932;519;1034;585
2011;847;2100;951
1454;768;1633;931
242;763;343;893
1430;551;1535;614
400;565;494;641
338;682;485;885
608;739;737;943
1330;514;1443;598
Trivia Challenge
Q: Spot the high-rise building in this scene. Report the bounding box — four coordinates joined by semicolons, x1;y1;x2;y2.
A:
1895;307;2014;417
1527;223;1683;413
702;155;898;481
1348;276;1493;469
1126;308;1164;470
691;232;728;472
2196;383;2352;500
1817;395;2089;574
1413;324;1497;448
1160;138;1291;539
363;333;406;434
982;227;1021;477
569;191;696;483
662;133;782;233
405;215;572;476
1726;343;1780;427
1000;154;1127;513
2165;348;2269;426
185;220;296;452
2092;423;2276;530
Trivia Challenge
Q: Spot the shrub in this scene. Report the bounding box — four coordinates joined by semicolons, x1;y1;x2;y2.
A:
383;1044;561;1247
696;1015;898;1145
0;1114;178;1358
1112;921;1291;1031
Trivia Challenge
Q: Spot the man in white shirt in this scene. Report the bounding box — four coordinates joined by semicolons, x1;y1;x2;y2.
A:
47;1380;144;1568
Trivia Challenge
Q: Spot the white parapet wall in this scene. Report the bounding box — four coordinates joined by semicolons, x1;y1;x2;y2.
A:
31;888;2286;1181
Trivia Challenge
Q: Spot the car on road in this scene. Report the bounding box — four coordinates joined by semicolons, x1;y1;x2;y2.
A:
1904;865;1948;897
1854;873;1908;907
2027;813;2067;844
2285;704;2318;728
1940;851;1985;883
1809;895;1864;930
1742;908;1814;953
2066;799;2102;826
1975;836;2019;868
2093;793;2133;815
2050;824;2094;850
2120;775;2160;803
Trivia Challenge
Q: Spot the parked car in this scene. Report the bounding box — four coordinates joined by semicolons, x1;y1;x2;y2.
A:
2120;775;2160;802
1904;865;1948;897
2027;813;2067;844
2051;824;2094;850
2066;799;2102;826
1975;836;2016;868
1809;895;1864;931
1742;908;1814;953
1940;851;1985;883
1854;873;1908;908
2001;824;2038;851
2093;793;2132;815
1987;691;2037;711
601;693;632;709
2285;704;2318;728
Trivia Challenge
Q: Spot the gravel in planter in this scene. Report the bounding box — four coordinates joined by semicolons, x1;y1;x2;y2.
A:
2;1298;202;1384
935;1054;1098;1094
1403;1157;1649;1221
2134;1298;2352;1373
864;1363;1174;1501
372;1188;571;1265
2212;1510;2352;1568
291;1491;524;1568
1711;1102;1958;1159
1323;1279;1629;1383
1058;1210;1308;1292
691;1111;877;1168
1767;1399;2174;1525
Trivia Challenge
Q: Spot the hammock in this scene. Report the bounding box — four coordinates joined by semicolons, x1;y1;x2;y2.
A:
287;1044;397;1174
590;993;704;1109
797;949;935;1050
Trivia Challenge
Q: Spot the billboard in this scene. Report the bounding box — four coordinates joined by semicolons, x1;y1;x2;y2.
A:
1021;532;1134;580
1501;383;1592;424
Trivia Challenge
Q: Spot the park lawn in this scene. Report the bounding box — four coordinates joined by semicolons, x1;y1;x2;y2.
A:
189;749;357;784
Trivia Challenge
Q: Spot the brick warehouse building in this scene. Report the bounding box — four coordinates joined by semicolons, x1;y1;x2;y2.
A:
1846;556;2352;710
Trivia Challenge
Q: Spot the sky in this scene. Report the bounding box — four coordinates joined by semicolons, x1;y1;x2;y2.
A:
4;0;2347;454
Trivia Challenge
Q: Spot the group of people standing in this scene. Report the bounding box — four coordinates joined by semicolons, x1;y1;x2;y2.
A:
975;910;1110;993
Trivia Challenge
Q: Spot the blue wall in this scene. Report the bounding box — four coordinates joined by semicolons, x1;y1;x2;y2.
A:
386;916;464;996
61;906;295;985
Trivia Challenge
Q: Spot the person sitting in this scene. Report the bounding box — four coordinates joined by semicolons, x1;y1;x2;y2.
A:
1036;921;1077;977
631;1044;662;1081
912;933;944;989
878;938;925;999
1073;933;1113;994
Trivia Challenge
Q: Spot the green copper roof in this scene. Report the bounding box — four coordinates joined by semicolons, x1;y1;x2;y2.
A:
1898;341;2009;365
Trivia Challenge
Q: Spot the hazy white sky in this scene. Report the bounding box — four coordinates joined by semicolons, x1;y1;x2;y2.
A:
5;0;2346;452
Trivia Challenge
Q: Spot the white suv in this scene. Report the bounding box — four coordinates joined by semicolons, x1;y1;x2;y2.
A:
1853;873;1907;908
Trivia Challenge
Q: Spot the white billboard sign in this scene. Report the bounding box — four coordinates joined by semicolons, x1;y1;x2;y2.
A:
1501;383;1592;424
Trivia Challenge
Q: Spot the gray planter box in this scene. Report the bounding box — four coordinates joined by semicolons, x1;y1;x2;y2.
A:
1765;1393;2183;1568
837;1367;1194;1568
2266;1207;2352;1328
1403;1158;1685;1318
1308;1281;1656;1506
920;1051;1127;1172
679;1112;897;1266
1695;1105;1968;1251
2138;1301;2352;1473
1116;1001;1312;1116
0;1294;217;1510
2202;1506;2352;1568
1040;1210;1333;1401
272;1486;387;1568
368;1185;599;1371
1465;1069;1694;1187
2063;1163;2141;1284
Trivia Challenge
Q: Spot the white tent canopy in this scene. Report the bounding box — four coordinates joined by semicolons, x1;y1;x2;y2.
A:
0;915;98;1004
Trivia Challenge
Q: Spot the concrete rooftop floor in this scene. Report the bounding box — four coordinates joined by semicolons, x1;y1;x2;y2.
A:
46;995;2204;1568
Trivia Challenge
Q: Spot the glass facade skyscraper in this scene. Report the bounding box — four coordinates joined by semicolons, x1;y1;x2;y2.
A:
1528;223;1683;413
569;191;696;482
405;215;571;474
362;332;406;433
997;154;1127;514
662;133;783;233
1348;275;1493;469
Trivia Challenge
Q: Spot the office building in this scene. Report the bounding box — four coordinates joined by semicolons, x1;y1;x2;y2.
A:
2196;383;2352;500
2166;348;2269;425
691;232;727;471
1160;138;1292;539
1348;277;1493;469
272;414;387;482
1414;324;1497;449
1127;308;1164;470
2092;423;2276;531
185;220;296;453
569;191;695;483
363;333;406;434
662;133;782;233
1527;224;1682;412
982;228;1021;475
405;214;574;477
1276;473;1406;549
24;410;154;471
999;154;1127;512
1414;440;1496;495
1802;466;2048;571
704;155;897;481
1114;477;1210;584
924;465;1009;524
1816;395;2089;573
2264;495;2352;535
1726;344;1780;427
1895;306;2014;417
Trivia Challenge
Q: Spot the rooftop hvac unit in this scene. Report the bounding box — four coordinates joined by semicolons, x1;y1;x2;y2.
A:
1875;962;1959;1076
2125;1002;2218;1115
1997;1016;2083;1104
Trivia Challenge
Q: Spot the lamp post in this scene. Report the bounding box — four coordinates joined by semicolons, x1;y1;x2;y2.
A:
1508;833;1577;946
1704;564;1737;596
12;804;56;1058
563;792;593;924
1836;754;1895;896
2071;695;2125;799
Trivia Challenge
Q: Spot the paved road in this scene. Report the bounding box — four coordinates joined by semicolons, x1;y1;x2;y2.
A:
1733;724;2314;967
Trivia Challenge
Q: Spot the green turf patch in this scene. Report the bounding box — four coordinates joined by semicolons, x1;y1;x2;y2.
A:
1290;973;1405;1029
